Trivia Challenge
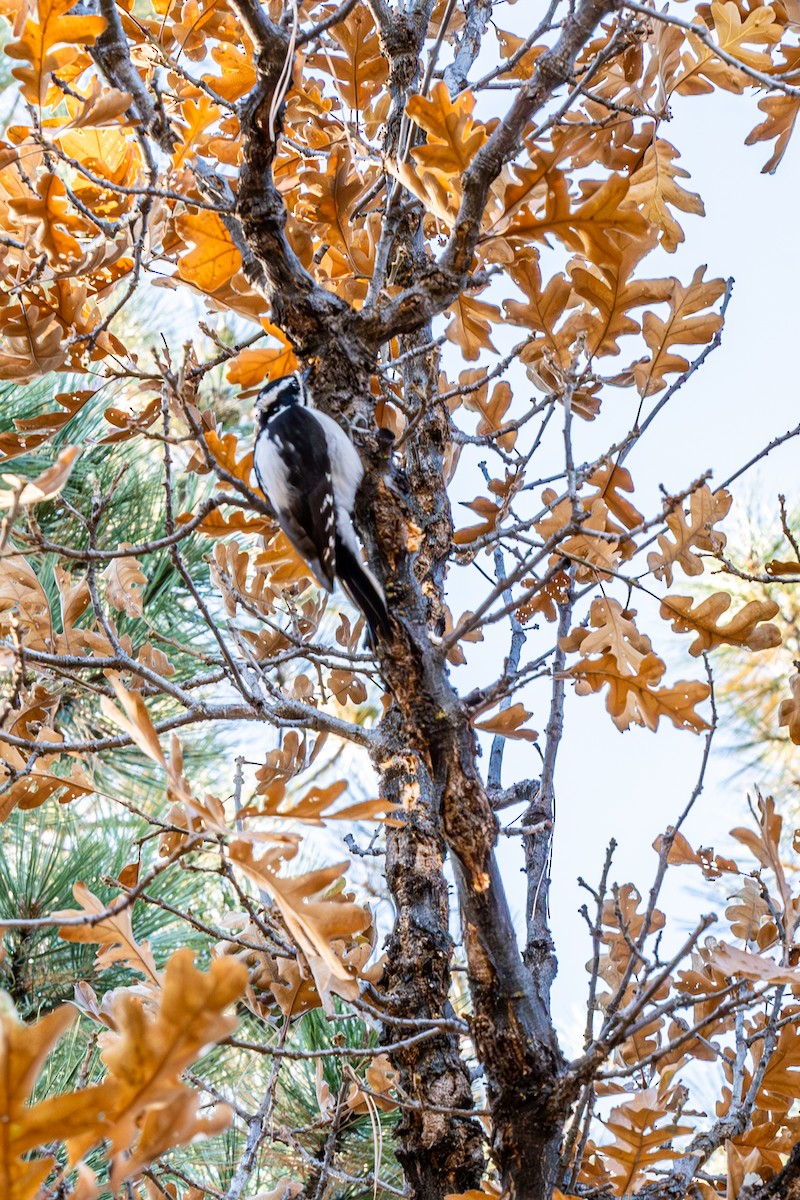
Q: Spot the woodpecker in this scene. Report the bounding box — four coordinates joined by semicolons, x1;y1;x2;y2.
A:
253;373;391;645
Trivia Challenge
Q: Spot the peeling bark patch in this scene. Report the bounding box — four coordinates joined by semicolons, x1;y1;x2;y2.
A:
401;780;422;809
406;520;423;552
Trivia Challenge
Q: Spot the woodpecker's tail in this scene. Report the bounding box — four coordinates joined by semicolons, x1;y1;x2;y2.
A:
335;538;392;646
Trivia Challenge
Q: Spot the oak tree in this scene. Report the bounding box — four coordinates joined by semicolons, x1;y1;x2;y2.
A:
1;0;800;1198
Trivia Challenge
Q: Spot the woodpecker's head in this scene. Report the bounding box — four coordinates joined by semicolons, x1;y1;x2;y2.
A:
256;372;308;419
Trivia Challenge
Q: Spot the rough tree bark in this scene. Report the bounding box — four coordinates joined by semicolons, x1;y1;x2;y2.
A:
223;0;619;1195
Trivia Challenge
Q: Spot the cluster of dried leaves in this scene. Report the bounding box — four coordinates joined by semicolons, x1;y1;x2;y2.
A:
2;0;800;1197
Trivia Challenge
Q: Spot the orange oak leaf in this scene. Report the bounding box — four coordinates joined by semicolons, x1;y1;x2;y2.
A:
506;172;651;267
389;83;488;223
202;42;256;102
0;1004;108;1197
69;950;247;1173
626;139;704;253
406;81;488;176
59;80;133;132
226;341;299;389
175;209;242;293
570;239;672;358
308;5;387;110
296;144;371;256
8;175;90;264
6;0;106;108
0;686;93;821
0;301;70;380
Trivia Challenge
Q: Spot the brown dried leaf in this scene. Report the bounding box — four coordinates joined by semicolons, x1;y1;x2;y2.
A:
327;668;368;706
653;829;739;879
567;652;710;733
765;558;800;577
460;372;517;448
0;761;94;822
245;778;397;826
0;444;80;509
634;267;726;397
560;598;652;675
600;1084;694;1192
102;549;147;618
659;593;781;656
710;941;800;986
746;89;800;173
55;881;160;985
0;390;93;461
647;485;732;584
453;495;499;545
445;293;501;359
230;840;372;1011
100;673;166;768
516;570;571;624
726;877;776;948
53;566;90;648
585;460;644;530
778;672;800;743
0;555;53;651
473;702;538;742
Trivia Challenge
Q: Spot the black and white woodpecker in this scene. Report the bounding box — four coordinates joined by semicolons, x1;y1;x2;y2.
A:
253;372;391;645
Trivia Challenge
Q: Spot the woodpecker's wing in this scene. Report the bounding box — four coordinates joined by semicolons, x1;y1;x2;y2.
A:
335;537;392;645
253;406;336;590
